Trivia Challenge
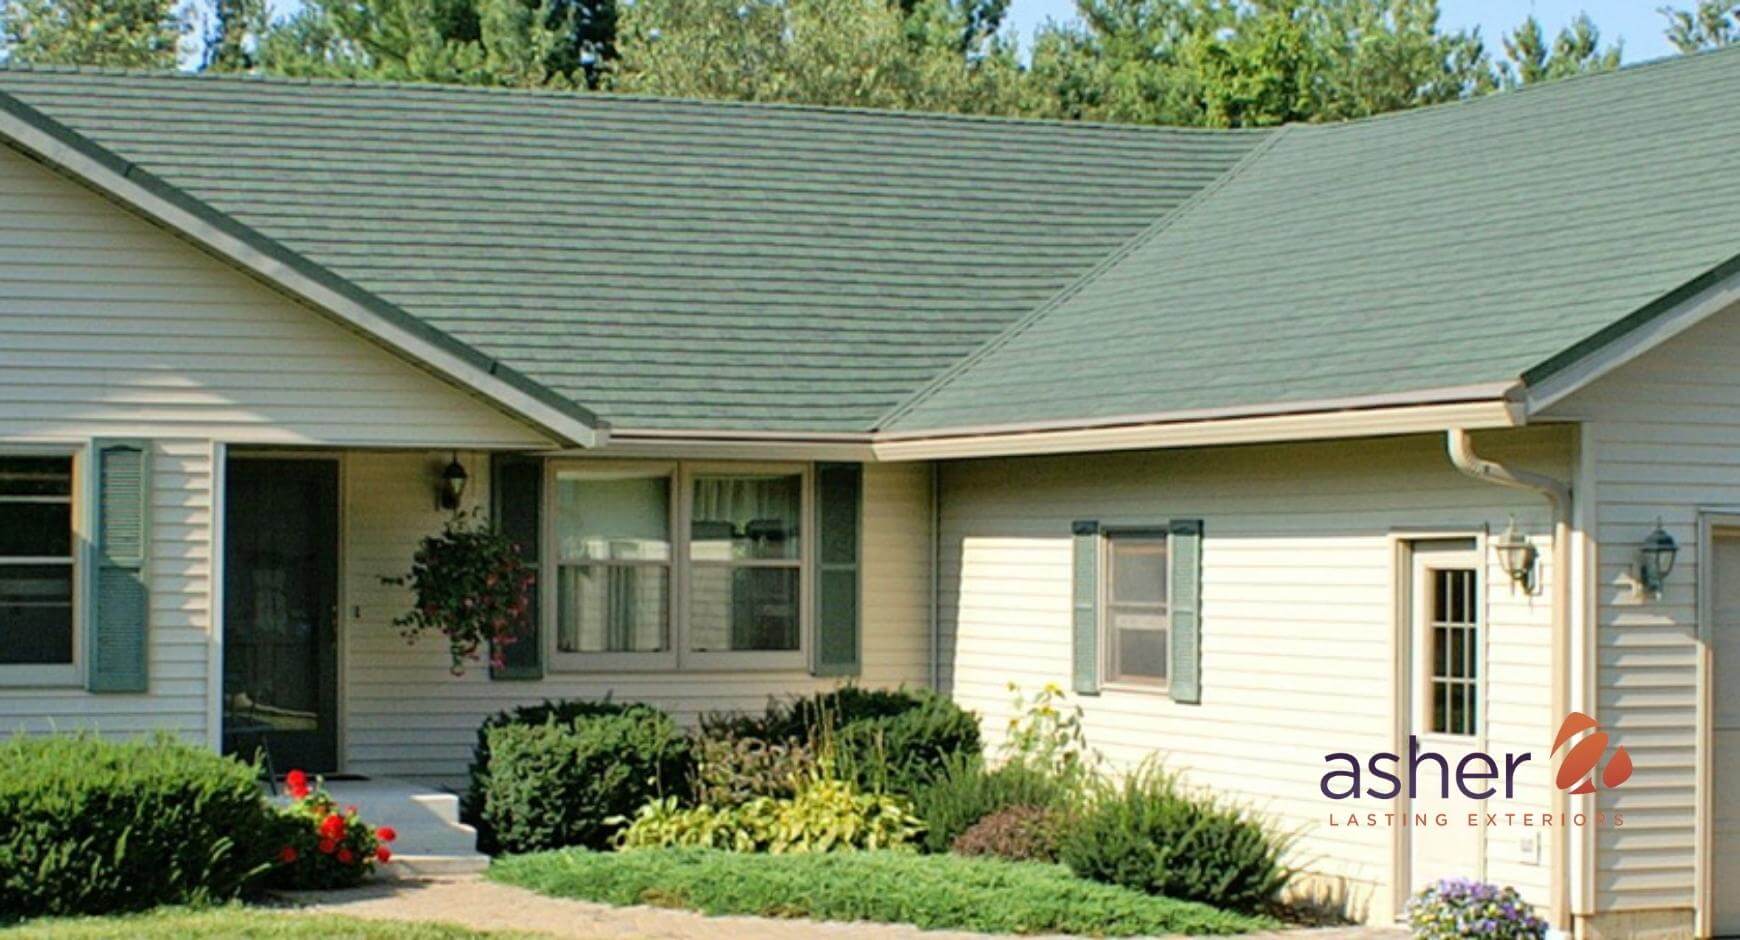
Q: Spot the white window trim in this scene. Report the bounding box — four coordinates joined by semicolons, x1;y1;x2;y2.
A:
1413;547;1485;741
543;459;812;674
1099;526;1171;693
0;444;83;688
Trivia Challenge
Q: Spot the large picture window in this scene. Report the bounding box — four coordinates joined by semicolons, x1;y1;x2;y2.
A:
0;455;76;676
545;461;809;671
1102;531;1168;686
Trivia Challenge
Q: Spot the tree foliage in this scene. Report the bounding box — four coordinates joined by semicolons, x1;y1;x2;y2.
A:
1;0;184;67
1498;14;1621;89
1662;1;1739;52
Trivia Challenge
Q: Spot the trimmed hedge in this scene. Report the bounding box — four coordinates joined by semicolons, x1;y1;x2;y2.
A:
466;701;694;854
489;848;1277;936
0;735;276;921
706;687;980;796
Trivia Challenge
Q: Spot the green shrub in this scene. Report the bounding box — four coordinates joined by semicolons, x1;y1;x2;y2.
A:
1058;763;1291;914
951;804;1068;863
706;686;980;796
0;734;277;920
462;698;636;836
619;778;923;853
490;848;1278;936
266;770;392;890
467;701;694;854
908;756;1073;853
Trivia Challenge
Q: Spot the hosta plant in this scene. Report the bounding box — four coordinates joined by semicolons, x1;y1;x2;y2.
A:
619;776;923;853
270;770;396;890
1405;879;1547;939
384;508;534;675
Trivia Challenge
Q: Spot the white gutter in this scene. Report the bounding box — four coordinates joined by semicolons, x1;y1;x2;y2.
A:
1445;429;1573;934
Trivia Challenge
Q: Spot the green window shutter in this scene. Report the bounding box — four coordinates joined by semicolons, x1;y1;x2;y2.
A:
490;454;543;680
1169;519;1203;705
88;440;150;693
1071;520;1100;696
812;462;862;677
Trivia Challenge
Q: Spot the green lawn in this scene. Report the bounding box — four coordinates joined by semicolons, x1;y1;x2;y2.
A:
489;848;1280;936
1;906;517;939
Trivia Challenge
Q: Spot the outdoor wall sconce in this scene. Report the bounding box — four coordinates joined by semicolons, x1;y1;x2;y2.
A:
1636;520;1678;597
1493;516;1537;592
439;453;469;511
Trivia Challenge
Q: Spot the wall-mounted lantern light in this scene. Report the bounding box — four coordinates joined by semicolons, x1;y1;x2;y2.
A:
439;453;469;511
1494;516;1537;591
1637;520;1678;597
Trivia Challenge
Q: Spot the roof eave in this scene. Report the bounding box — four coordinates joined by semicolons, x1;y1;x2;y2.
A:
0;90;604;449
1522;252;1740;417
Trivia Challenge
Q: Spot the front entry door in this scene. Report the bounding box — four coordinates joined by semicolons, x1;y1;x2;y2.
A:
1407;542;1485;892
223;458;340;773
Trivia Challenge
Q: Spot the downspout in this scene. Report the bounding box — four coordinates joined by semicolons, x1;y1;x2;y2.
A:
928;462;941;691
1446;429;1573;934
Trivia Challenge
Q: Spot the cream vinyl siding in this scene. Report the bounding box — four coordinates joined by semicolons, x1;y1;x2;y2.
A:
341;454;932;787
0;144;552;744
1542;300;1740;918
936;429;1569;921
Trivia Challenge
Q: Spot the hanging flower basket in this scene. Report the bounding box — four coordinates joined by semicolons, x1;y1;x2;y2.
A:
384;509;534;675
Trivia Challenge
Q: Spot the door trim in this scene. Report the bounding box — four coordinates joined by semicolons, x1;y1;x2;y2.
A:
1389;530;1488;919
1696;510;1740;939
221;450;348;775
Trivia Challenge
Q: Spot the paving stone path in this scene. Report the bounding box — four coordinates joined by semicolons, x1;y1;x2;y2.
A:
276;875;1409;940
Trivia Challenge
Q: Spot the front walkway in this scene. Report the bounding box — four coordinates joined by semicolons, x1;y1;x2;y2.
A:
277;875;1408;940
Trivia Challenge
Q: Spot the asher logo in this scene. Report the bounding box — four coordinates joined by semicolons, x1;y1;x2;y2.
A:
1552;711;1632;794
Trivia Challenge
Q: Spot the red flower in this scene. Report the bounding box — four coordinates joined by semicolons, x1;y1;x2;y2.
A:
319;814;346;840
376;826;397;843
277;845;298;864
319;838;338;854
376;846;392;863
285;770;310;799
337;848;355;865
345;804;359;816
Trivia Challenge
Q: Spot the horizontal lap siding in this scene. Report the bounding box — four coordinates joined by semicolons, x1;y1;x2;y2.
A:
937;429;1569;921
0;146;551;746
341;455;931;788
1547;302;1740;916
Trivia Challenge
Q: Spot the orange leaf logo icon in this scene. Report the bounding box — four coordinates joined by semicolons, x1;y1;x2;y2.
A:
1552;711;1632;793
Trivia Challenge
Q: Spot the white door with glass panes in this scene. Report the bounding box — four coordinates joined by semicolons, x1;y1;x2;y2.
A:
1407;543;1485;892
1102;529;1170;688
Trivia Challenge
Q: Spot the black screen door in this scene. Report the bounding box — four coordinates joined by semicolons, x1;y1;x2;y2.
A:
222;457;339;773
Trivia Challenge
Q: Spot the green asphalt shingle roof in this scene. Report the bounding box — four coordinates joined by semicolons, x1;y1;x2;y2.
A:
1;48;1737;439
0;67;1264;432
882;46;1740;433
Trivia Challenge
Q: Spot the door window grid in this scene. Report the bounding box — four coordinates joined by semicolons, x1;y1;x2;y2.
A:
1428;567;1479;737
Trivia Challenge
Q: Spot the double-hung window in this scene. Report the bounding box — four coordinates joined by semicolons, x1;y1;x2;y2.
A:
553;464;676;665
545;460;809;671
0;454;78;684
1102;530;1169;687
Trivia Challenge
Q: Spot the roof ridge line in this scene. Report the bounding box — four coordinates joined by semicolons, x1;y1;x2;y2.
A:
0;86;603;438
870;123;1294;433
0;63;1267;137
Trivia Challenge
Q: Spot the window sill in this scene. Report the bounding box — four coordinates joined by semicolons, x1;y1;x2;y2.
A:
543;651;807;674
1101;680;1171;697
0;664;81;688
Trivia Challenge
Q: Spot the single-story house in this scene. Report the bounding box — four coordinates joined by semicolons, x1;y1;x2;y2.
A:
1;45;1737;937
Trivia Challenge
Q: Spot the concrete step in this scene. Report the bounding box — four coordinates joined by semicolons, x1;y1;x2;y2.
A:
304;778;489;877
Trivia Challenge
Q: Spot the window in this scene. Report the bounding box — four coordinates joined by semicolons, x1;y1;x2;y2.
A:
1103;531;1168;686
1428;567;1479;736
553;466;673;655
0;455;76;674
689;471;802;653
544;461;809;670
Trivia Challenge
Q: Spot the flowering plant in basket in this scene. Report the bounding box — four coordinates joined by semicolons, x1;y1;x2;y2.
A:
383;509;535;675
270;769;397;890
1405;878;1546;939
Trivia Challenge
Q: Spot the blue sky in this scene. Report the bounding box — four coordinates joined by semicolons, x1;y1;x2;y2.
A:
1005;1;1680;63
